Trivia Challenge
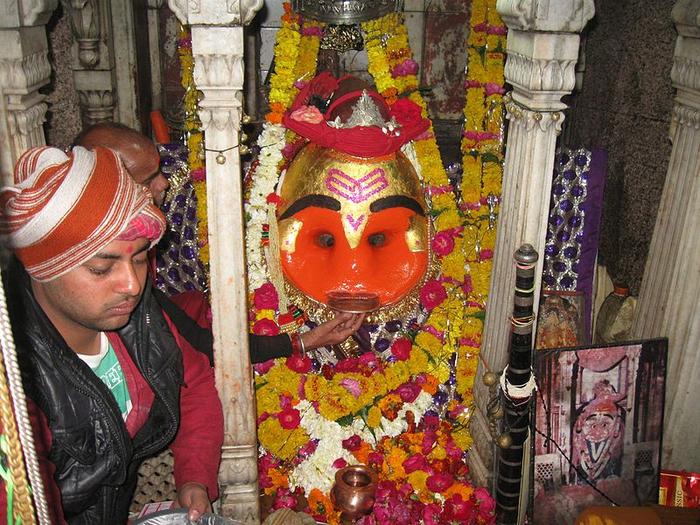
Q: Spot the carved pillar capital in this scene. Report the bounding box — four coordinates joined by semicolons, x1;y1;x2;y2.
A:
0;0;58;28
77;89;115;125
0;24;52;184
168;0;263;26
497;0;595;33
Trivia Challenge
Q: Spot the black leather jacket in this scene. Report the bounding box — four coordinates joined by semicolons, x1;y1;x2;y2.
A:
7;267;183;524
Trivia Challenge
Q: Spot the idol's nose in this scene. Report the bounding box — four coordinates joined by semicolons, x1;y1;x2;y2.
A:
326;291;380;313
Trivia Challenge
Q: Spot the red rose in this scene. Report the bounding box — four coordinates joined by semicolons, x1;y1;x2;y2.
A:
420;280;447;311
426;472;454;493
431;230;455;257
396;382;421;403
253;282;279;310
278;407;301;429
389;98;422;127
402;454;428;473
252;318;280;336
286;352;312;373
390;338;412;361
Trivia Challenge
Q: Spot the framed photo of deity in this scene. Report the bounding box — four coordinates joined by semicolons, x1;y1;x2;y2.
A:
530;338;668;524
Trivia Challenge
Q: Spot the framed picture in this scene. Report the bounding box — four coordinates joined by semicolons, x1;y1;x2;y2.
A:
531;339;668;524
535;290;586;350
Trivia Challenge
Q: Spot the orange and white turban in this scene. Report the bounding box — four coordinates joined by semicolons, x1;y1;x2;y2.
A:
0;146;166;282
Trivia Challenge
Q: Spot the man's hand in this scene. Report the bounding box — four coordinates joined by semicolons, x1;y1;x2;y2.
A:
177;482;211;522
301;312;365;350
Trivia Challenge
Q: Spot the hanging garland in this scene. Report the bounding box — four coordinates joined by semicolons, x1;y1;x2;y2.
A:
177;26;209;274
459;0;507;371
246;4;496;524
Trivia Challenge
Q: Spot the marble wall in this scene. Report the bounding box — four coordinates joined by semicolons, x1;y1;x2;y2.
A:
563;0;677;295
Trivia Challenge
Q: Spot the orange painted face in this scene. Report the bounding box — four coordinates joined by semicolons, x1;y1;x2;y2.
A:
277;144;429;312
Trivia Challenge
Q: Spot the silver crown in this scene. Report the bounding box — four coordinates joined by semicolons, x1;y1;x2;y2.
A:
327;91;400;136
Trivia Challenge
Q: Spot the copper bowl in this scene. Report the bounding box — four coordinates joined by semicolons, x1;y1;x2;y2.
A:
331;465;378;520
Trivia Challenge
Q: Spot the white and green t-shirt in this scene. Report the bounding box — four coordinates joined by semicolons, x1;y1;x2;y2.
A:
79;333;132;421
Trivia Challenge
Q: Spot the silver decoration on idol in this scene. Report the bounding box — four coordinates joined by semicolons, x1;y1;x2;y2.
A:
292;0;403;24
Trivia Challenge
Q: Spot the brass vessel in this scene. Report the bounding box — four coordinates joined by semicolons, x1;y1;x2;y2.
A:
331;465;378;521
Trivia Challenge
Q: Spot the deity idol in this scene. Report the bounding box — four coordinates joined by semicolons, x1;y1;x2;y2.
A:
273;73;434;354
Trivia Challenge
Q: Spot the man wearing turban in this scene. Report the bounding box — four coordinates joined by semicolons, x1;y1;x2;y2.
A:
0;146;223;524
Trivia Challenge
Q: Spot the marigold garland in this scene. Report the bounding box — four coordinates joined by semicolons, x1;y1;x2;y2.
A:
459;0;506;375
177;26;209;274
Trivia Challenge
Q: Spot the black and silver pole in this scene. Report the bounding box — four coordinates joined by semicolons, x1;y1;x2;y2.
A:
496;244;538;525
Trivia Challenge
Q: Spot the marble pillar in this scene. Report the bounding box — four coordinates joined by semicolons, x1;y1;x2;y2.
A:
167;1;263;522
631;0;700;471
468;0;595;488
0;1;56;185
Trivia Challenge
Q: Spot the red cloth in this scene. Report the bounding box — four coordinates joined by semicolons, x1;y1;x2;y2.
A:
0;310;223;523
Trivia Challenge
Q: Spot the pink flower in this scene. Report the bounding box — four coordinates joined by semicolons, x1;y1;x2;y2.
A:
253;360;275;375
332;458;348;469
252;318;280;336
290;105;324;124
472;22;488;32
484;82;506;96
396;382;421;403
390;338;412;361
475;486;497;517
486;24;507;35
301;26;323;36
190;167;206;182
479;248;494;261
442;494;477;522
426;472;454;493
272;488;297;510
462;274;473;295
253;282;279;310
465;79;482;89
342;435;362;451
278;406;301;429
358;351;380;370
367;451;384;466
286;352;312;373
431;230;455;256
403;454;429;473
340;378;362;398
420;280;447;311
422;503;442;525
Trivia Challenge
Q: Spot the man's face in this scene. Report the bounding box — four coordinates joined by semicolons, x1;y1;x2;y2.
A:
31;238;150;339
123;144;169;206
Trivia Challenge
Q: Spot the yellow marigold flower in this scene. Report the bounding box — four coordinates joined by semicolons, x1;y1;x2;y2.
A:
367;406;382;428
258;419;309;461
408;470;429;493
416;331;442;355
435;208;461;231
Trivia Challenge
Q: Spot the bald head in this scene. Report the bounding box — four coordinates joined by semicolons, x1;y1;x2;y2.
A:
75;122;169;206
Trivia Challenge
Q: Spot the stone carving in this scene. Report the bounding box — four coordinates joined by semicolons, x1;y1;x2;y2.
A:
168;0;263;26
505;52;576;93
671;56;700;92
194;54;243;89
497;0;595;33
7;103;48;147
672;104;700;130
61;0;101;68
18;0;58;26
77;89;115;124
0;52;51;91
505;94;565;133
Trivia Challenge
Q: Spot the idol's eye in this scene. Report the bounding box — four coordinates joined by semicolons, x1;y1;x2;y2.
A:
317;232;335;248
368;232;387;247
